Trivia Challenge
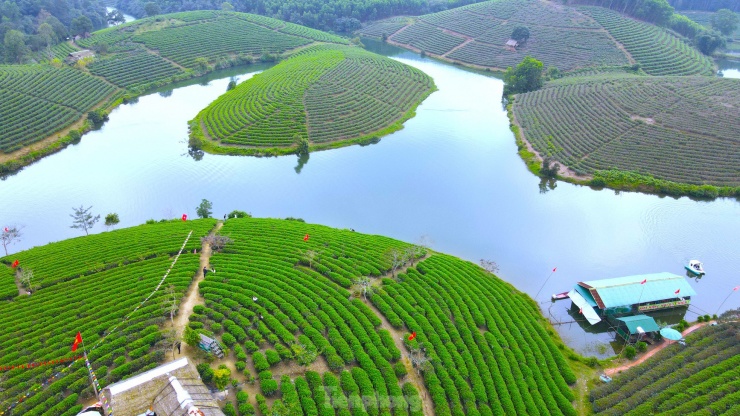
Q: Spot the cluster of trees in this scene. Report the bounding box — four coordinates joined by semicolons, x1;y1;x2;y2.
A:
668;0;739;12
112;0;485;32
570;0;736;54
1;0;113;63
503;56;544;96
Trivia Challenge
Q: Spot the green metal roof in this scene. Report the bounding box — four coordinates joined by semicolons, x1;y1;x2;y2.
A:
573;285;598;307
616;315;660;334
578;272;696;309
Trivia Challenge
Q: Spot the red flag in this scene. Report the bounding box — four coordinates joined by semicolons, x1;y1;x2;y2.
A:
3;227;8;232
579;308;583;314
11;260;19;268
552;267;557;272
71;332;82;352
408;332;417;341
734;286;739;291
181;214;187;221
675;289;680;295
641;279;647;284
303;234;309;241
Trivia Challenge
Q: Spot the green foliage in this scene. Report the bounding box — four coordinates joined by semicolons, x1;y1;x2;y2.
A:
711;9;739;35
503;56;544;95
192;44;434;154
694;30;725;54
214;365;232;390
513;76;740;193
184;326;200;346
636;341;647;352
265;349;281;366
104;213;120;228
624;345;637;359
511;26;530;42
197;199;213;218
228;210;252;218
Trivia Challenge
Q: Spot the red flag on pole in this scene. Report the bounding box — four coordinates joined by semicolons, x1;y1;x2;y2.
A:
734;286;739;291
71;332;82;352
3;227;8;232
579;308;583;314
303;234;309;241
408;332;417;341
181;214;187;221
675;289;680;295
11;260;19;268
641;279;647;284
552;267;557;272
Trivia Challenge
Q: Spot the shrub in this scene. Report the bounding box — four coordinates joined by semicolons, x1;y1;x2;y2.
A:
197;363;214;383
214;365;232;390
253;352;270;372
636;342;647;352
223;402;237;416
625;346;637;360
265;349;281;366
394;361;408;378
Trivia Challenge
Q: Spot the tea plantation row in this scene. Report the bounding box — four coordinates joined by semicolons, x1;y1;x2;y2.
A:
191;45;434;154
358;0;712;75
591;321;740;415
0;220;216;415
197;218;577;416
512;75;740;188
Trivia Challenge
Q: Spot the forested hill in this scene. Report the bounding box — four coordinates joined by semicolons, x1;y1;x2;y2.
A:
112;0;486;32
0;0;109;63
668;0;739;12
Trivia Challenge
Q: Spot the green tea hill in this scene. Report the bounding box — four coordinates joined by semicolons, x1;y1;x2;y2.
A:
512;75;740;196
0;11;349;171
591;321;740;415
189;45;436;155
358;0;714;75
0;217;580;415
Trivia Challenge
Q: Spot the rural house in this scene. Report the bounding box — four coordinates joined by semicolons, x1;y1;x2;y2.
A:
505;39;519;51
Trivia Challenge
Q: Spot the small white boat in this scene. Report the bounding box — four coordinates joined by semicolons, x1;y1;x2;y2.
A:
552;291;569;301
599;374;612;383
685;260;705;275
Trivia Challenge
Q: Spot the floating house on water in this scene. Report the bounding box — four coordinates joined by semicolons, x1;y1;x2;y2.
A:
568;272;696;325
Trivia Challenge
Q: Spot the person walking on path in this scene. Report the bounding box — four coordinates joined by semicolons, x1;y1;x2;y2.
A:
176;341;181;354
203;266;208;277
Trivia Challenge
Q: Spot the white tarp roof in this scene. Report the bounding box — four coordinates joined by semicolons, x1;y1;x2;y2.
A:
107;358;189;395
568;289;602;325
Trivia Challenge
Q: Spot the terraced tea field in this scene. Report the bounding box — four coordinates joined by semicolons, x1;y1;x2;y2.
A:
591;322;740;415
359;1;713;74
191;45;435;154
1;10;352;166
577;7;714;76
512;75;740;188
200;218;578;415
0;219;216;415
0;65;117;153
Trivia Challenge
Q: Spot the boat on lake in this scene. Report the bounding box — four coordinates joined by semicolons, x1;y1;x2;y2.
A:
552;291;569;301
686;260;705;275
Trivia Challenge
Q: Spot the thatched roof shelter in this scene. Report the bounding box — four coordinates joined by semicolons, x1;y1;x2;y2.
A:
102;358;223;416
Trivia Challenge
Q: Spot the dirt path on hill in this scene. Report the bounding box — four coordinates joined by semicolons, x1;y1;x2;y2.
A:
605;322;709;376
13;269;28;297
164;222;222;364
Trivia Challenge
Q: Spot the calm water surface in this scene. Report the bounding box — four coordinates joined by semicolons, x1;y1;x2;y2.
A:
105;7;137;23
717;58;740;79
1;43;738;356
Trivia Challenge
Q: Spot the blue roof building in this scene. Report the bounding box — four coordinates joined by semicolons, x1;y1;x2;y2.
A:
568;272;696;325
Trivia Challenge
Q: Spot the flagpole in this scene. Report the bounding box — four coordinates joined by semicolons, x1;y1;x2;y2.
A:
715;287;739;316
534;268;557;301
80;336;99;400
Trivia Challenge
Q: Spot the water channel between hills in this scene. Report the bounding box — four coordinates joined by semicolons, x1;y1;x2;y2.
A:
1;41;738;357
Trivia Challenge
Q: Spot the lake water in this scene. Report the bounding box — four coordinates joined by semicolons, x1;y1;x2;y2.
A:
717;58;740;79
106;7;137;23
1;41;738;357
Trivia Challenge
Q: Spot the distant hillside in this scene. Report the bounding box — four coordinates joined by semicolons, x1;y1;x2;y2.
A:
358;0;714;75
190;44;435;156
0;11;350;173
591;320;740;415
512;75;740;194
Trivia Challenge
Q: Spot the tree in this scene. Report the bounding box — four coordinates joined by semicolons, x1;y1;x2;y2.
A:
107;10;125;25
104;213;120;230
184;326;200;346
228;210;251;218
162;284;178;325
144;2;161;17
196;199;213;218
194;57;209;73
511;26;530;43
71;16;93;36
37;22;55;60
480;259;499;274
70;205;100;235
384;248;406;279
353;276;372;299
1;226;22;256
503;56;544;95
4;30;28;64
695;30;725;55
295;134;309;156
540;157;560;178
214;365;232;390
18;268;35;292
201;235;233;251
302;249;319;269
221;2;234;11
712;9;739;35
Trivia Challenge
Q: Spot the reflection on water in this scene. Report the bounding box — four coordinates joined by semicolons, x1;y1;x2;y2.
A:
717;58;740;79
0;42;738;357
